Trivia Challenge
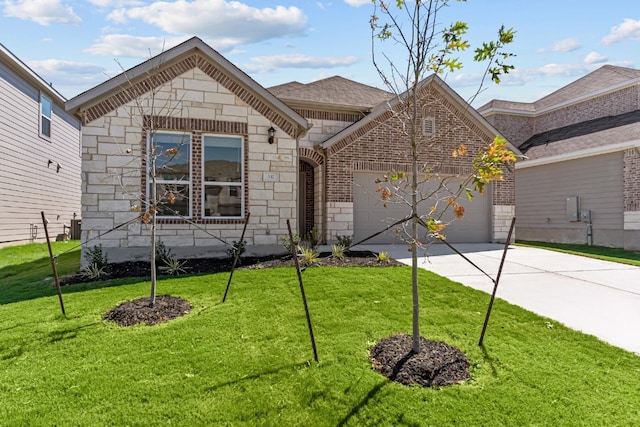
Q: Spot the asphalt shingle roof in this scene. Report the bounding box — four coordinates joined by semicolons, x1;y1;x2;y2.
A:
268;76;393;110
520;110;640;159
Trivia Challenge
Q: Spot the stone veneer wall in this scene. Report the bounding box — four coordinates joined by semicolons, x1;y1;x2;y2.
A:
323;84;515;242
80;65;298;264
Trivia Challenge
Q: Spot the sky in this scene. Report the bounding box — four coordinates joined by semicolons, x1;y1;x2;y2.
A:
1;0;639;107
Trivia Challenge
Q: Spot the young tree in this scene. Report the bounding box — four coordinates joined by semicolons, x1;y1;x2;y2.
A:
112;54;191;308
369;0;517;352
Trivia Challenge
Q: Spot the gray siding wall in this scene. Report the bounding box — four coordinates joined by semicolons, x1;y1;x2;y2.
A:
516;152;624;247
0;60;81;244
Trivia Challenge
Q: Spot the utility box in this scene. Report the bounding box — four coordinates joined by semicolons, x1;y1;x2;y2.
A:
566;196;579;222
71;219;82;240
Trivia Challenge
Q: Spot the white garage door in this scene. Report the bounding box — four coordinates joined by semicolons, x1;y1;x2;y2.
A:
353;172;491;244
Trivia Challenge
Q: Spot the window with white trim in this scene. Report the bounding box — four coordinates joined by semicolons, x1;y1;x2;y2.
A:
202;134;244;218
40;93;52;139
148;131;191;218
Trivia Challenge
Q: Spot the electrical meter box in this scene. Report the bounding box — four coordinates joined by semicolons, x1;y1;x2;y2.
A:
566;196;579;222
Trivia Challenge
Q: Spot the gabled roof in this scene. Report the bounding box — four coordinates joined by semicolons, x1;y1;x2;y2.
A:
0;42;66;104
66;37;311;137
269;76;393;112
322;74;522;157
535;65;640;110
479;65;640;115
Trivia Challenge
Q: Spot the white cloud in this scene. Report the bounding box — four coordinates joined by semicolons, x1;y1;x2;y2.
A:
87;0;142;7
84;34;189;58
108;0;307;46
27;59;106;95
537;63;589;76
3;0;81;25
584;51;607;64
538;38;581;53
28;59;105;76
244;54;359;73
344;0;369;6
601;18;640;45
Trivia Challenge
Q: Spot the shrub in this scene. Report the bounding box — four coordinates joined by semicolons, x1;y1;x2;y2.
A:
81;263;106;280
281;232;301;254
227;240;246;260
332;244;346;261
304;226;320;249
84;244;108;270
376;251;391;264
336;235;352;248
155;240;173;264
299;246;320;267
159;258;188;275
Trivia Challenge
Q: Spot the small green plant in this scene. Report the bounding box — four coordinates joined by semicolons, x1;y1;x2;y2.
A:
336;235;352;248
299;246;320;267
331;244;346;261
303;226;320;249
155;240;173;264
282;232;301;254
84;244;108;270
80;263;106;280
159;257;188;275
376;251;391;264
227;240;246;260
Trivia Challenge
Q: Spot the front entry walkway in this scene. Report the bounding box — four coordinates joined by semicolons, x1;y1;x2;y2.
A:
356;243;640;355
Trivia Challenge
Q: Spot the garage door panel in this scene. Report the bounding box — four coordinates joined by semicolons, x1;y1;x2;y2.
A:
353;172;490;244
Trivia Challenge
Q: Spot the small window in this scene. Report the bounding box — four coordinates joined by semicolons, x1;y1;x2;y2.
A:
148;131;192;218
40;94;52;139
422;116;435;137
202;134;244;218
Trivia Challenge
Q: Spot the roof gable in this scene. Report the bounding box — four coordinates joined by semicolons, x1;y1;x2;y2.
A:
66;37;310;138
322;74;522;157
480;65;640;115
535;65;640;110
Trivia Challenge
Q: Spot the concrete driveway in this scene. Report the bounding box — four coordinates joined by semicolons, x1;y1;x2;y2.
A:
356;243;640;355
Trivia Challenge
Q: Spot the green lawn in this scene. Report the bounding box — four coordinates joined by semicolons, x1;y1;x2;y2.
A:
517;240;640;266
1;245;639;426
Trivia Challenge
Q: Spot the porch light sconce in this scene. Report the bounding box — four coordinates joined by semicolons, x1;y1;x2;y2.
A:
47;159;53;168
56;163;61;173
268;126;276;144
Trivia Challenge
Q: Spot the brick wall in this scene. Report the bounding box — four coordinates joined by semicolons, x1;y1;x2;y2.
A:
624;148;640;212
483;85;640;146
325;84;514;205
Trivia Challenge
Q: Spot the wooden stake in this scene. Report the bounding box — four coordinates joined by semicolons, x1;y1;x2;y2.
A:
287;219;318;362
479;216;516;347
41;211;66;316
222;212;251;303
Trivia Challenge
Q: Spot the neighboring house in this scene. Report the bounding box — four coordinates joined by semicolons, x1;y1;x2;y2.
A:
480;65;640;250
0;43;81;246
66;37;518;263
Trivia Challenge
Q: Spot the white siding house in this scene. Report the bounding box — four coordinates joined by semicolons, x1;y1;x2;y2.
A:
0;43;82;246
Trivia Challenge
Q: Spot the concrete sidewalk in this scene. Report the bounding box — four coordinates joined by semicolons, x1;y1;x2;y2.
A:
355;243;640;355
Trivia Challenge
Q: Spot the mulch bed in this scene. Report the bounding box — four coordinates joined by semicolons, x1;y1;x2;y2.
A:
103;295;192;327
370;334;472;387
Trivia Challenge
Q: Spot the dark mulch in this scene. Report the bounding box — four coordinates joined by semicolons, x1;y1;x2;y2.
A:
103;295;192;327
68;251;401;328
61;251;402;286
370;333;471;387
